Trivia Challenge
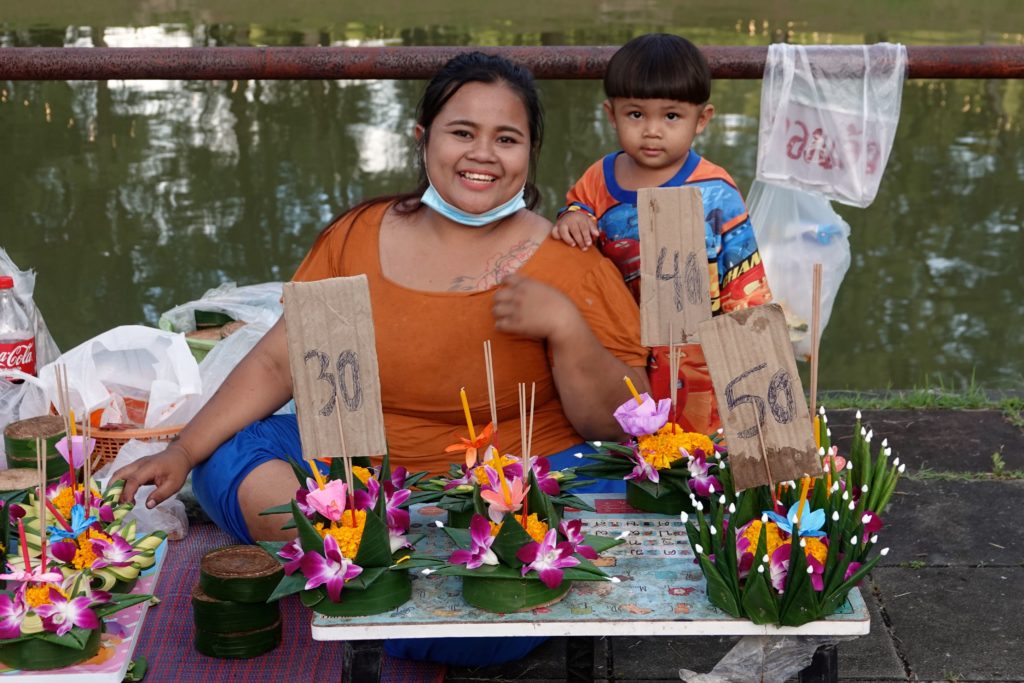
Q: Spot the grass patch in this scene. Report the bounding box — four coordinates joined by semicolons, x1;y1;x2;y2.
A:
818;374;1023;417
906;466;1024;482
899;560;927;569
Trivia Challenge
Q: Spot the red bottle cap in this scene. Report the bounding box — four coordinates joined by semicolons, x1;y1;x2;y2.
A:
0;276;13;289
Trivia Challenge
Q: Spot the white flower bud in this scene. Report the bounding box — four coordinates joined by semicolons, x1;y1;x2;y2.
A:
866;430;873;442
882;438;888;447
763;554;770;563
831;482;840;493
573;452;584;459
434;521;445;528
827;428;832;437
832;511;840;521
819;405;826;415
856;410;862;420
861;514;872;524
822;415;828;425
884;447;892;458
818;447;826;456
761;513;769;523
806;566;814;574
861;484;869;493
842;491;850;501
694;544;704;554
845;460;852;470
893;457;900;467
799;538;807;548
421;568;434;575
881;547;890;556
728;504;736;514
709;526;717;536
609;576;621;583
718;494;727;505
708;483;716;495
849;502;856;511
757;565;765;574
680;512;689;524
696;502;704;512
860;426;867;437
898;464;906;473
870;535;879;544
850;536;858;545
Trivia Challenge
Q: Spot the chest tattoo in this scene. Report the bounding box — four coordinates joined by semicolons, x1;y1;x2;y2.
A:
448;239;540;292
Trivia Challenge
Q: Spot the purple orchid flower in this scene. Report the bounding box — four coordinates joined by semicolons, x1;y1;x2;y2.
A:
89;534;140;569
686;452;721;498
389;466;409;490
529;458;560;496
442;466;475;491
769;543;791;593
517;529;580;589
365;479;411;533
613;393;671;437
624;448;659;484
449;514;499;569
844;561;862;582
0;564;64;587
734;520;757;579
299;534;363;603
0;593;27;639
861;511;883;543
295;478;319;518
807;554;825;591
54;435;95;471
559;519;598;560
278;538;305;576
35;589;100;636
50;540;78;566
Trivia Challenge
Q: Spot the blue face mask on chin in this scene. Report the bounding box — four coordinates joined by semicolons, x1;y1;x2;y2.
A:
421;180;527;228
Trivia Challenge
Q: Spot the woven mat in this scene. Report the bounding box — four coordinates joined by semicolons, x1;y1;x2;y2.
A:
136;523;446;683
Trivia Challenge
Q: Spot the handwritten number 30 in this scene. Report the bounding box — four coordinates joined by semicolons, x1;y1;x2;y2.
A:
303;349;363;417
724;363;795;438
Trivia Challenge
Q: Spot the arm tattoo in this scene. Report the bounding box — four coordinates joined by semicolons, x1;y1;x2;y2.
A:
448;238;540;291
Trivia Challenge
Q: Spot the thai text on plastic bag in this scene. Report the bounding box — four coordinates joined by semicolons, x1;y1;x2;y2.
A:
756;43;907;208
158;281;283;333
0;248;62;439
37;325;201;428
748;180;851;361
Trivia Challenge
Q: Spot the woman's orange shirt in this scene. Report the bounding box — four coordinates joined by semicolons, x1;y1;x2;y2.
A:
291;202;647;476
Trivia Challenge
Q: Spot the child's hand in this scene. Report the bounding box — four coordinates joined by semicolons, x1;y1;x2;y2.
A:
552;211;600;251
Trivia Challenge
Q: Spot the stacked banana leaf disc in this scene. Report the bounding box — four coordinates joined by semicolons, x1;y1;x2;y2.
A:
3;416;68;476
193;545;283;659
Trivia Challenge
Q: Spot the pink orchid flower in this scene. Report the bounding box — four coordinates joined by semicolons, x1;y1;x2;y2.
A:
807;554;826;591
35;589;100;636
449;514;499;569
613;393;671;437
529;458;560;496
0;593;27;639
299;534;363;603
365;478;411;533
278;538;305;576
686;452;721;498
89;534;140;569
844;561;862;582
517;529;579;589
306;479;349;523
624;449;659;484
479;468;529;523
0;565;64;587
54;435;95;470
861;511;883;543
823;447;846;474
559;519;598;560
295;478;320;518
769;543;791;593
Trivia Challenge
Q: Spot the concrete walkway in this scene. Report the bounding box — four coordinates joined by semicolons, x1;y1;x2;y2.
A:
443;408;1024;682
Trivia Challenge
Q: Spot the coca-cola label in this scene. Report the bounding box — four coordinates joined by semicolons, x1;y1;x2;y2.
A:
0;338;35;378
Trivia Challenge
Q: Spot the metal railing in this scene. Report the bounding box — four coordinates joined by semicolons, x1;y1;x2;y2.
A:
1;45;1023;80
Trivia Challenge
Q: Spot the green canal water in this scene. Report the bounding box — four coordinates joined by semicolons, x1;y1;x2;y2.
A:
1;1;1022;391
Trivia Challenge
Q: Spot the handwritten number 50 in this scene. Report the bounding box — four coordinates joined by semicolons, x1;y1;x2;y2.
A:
303;349;363;417
724;363;795;438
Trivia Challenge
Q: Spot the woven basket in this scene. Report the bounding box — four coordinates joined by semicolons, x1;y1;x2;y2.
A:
86;423;183;468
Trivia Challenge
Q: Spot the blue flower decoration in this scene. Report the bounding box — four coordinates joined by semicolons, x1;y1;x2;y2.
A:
48;504;98;541
764;501;826;538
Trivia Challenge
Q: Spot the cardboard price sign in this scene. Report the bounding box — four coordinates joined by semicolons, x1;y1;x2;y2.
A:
638;186;711;346
698;303;819;491
283;275;387;461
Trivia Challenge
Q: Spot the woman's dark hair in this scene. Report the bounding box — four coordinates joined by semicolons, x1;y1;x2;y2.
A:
604;34;711;104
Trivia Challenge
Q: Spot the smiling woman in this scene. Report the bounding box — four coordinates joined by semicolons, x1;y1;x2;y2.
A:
112;52;649;667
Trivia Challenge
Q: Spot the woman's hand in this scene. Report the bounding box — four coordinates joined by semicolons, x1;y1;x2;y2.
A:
492;273;583;342
113;444;193;510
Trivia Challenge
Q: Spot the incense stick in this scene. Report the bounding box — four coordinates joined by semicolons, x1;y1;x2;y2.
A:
526;383;536;468
37;437;47;572
83;418;91;517
753;409;778;506
668;323;680;431
809;263;822;424
332;389;357;526
483;340;499;457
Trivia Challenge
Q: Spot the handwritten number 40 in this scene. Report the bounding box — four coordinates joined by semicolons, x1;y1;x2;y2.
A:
724;362;795;438
303;349;363;417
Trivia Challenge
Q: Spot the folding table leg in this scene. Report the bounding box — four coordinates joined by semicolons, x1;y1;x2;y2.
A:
565;636;595;682
342;639;383;682
798;643;838;683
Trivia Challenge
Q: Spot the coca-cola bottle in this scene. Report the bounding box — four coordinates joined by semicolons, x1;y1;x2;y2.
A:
0;275;35;382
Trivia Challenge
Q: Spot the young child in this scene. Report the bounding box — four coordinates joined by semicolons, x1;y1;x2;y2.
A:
552;33;772;435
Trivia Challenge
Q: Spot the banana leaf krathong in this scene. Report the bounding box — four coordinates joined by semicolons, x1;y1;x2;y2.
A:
259;452;421;617
406;467;625;613
575;392;728;515
685;410;903;627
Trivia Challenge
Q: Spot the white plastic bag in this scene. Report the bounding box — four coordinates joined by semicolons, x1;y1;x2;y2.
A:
95;439;188;540
158;281;283;333
37;326;202;428
748;180;851;361
756;43;907;207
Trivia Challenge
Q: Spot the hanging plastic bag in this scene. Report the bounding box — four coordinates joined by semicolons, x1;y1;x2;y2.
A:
0;248;61;439
756;43;907;207
158;281;283;334
37;325;202;428
748;180;851;361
